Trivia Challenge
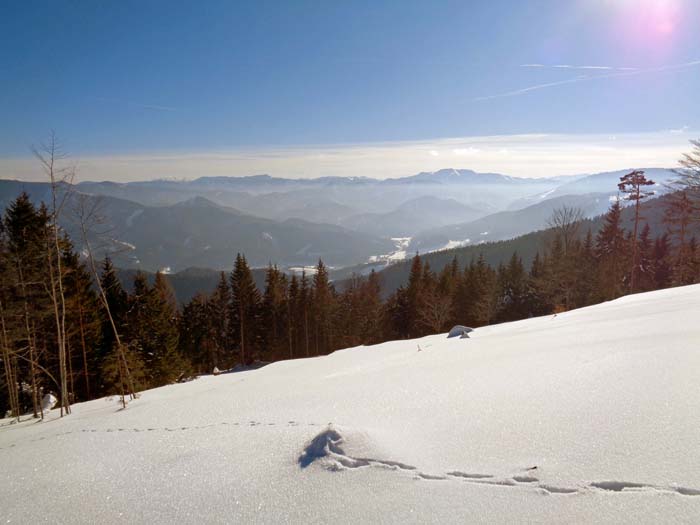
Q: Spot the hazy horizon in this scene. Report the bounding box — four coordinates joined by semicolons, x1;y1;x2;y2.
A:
0;130;693;183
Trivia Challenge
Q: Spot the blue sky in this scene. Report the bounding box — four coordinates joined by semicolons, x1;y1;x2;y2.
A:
1;0;699;180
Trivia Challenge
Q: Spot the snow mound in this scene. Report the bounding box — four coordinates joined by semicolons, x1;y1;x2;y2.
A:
41;393;57;412
447;325;474;338
298;427;417;472
298;427;348;468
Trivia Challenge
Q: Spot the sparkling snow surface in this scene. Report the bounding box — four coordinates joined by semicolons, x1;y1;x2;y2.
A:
2;286;700;524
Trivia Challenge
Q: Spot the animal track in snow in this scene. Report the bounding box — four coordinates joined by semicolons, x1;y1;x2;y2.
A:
0;419;324;450
447;471;494;479
418;473;448;480
590;481;700;496
513;475;539;483
297;429;700;498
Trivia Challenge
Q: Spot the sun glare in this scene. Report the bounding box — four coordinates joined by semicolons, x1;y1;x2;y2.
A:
589;0;686;58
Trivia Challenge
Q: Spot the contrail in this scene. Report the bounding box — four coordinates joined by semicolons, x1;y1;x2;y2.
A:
520;63;638;71
91;96;178;112
475;60;700;101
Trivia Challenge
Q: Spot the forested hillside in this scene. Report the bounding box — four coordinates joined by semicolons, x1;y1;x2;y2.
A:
3;160;700;419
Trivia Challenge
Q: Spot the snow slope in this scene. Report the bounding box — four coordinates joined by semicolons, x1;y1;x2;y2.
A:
2;286;700;524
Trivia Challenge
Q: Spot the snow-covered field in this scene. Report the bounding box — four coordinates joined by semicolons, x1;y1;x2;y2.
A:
2;285;700;524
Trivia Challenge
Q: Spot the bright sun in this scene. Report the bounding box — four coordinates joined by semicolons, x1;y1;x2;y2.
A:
589;0;685;55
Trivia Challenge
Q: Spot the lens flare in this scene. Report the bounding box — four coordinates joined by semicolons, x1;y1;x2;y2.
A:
585;0;685;58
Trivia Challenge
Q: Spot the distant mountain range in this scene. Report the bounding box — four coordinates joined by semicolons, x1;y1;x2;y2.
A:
0;181;394;271
108;189;694;305
410;168;677;252
73;169;568;224
0;167;676;273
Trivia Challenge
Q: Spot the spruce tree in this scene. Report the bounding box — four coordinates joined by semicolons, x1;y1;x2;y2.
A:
664;191;696;284
4;194;50;417
61;243;101;401
652;234;673;289
405;254;424;337
595;201;627;300
360;270;384;344
495;253;528;322
97;260;140;398
634;224;655;292
287;274;299;359
262;264;289;361
209;272;231;368
573;230;598;307
179;293;212;373
229;254;261;365
311;260;334;355
299;272;311;357
150;272;189;384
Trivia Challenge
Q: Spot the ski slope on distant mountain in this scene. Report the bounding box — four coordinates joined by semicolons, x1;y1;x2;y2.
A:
2;285;700;523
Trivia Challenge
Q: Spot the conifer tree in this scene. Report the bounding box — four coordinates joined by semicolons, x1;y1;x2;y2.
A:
179;293;213;373
687;237;700;282
96;257;138;400
495;253;529;322
417;262;452;334
99;258;128;366
652;234;673;289
405;254;425;337
360;270;384;344
595;201;627;300
470;254;497;326
4;194;49;417
618;170;655;290
61;244;101;401
384;285;409;340
573;230;598;308
0;220;20;420
664;191;696;284
229;254;261;365
633;224;653;292
452;255;496;327
262;264;289;361
209;272;231;368
299;272;311;357
336;275;364;349
311;260;335;355
149;272;188;384
526;252;553;316
287;274;299;359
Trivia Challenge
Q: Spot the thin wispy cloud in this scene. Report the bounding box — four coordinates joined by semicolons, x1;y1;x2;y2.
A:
474;76;590;101
521;64;638;71
91;96;178;112
477;60;700;101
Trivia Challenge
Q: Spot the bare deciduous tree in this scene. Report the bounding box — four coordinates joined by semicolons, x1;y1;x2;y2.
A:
673;139;700;225
32;132;75;416
74;194;137;409
676;139;700;194
418;289;452;334
547;205;584;255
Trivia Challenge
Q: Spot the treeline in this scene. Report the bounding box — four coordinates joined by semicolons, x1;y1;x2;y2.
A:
177;181;700;370
2;157;700;419
0;193;188;418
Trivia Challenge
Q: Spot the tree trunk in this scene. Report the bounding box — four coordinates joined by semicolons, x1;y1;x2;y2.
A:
0;305;20;421
78;302;91;399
